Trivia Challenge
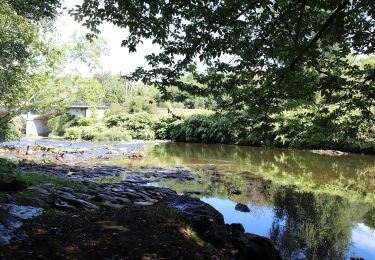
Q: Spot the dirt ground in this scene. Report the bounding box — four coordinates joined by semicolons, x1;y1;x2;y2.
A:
1;205;220;260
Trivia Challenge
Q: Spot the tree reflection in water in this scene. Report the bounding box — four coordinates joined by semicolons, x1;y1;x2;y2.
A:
270;186;356;259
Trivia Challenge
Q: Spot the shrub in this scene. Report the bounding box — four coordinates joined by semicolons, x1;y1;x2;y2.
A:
63;127;83;140
46;114;75;136
153;116;181;139
106;112;156;140
0;121;21;141
105;103;128;117
93;127;132;141
124;96;158;114
70;116;96;127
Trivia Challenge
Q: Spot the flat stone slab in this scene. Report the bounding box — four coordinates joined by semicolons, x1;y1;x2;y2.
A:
0;204;44;245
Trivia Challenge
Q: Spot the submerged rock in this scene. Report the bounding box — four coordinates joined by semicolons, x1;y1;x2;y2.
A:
235;203;250;212
229;188;242;195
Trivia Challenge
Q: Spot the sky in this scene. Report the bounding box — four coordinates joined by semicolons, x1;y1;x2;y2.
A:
56;0;160;76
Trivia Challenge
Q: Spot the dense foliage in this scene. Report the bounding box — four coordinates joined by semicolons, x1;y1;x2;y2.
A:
71;0;375;150
0;0;61;140
0;1;47;124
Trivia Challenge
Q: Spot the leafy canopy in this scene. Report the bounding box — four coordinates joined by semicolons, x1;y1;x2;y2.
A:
71;1;375;116
0;0;43;114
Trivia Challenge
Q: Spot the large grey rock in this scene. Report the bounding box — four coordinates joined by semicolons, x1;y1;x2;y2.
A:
58;193;99;210
0;204;44;220
0;204;43;245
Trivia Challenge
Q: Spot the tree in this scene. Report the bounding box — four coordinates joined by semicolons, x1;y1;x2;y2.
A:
33;33;109;110
71;1;375;141
64;33;109;73
0;1;48;120
95;72;126;103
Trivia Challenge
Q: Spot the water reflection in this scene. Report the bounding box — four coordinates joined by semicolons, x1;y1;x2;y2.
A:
3;140;375;258
271;187;355;259
133;143;375;202
130;143;375;259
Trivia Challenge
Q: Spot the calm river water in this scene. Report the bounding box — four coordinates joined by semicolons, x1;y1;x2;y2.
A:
122;142;375;260
3;140;375;259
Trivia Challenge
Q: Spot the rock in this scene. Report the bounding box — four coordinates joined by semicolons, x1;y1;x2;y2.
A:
58;193;99;210
92;193;111;202
235;203;250;212
0;204;44;245
0;211;22;245
159;195;281;259
229;188;241;195
0;204;44;220
233;233;282;260
27;186;51;196
111;187;124;192
0;180;27;192
25;196;50;208
227;223;245;233
114;197;131;204
184;191;206;196
4;194;16;204
53;198;78;211
104;203;124;209
159;195;226;245
134;201;155;206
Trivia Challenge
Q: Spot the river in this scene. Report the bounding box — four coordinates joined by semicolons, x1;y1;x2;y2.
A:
2;140;375;259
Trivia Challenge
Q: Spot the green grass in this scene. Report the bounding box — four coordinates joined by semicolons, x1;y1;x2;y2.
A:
0;158;82;188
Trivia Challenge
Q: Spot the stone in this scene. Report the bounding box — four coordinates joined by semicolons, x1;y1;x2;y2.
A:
58;194;99;210
233;233;282;260
133;201;155;206
0;204;44;245
0;204;44;220
25;196;50;208
159;195;226;245
53;198;78;211
114;197;131;204
0;180;27;192
229;188;241;195
4;194;16;204
235;203;250;213
0;211;22;245
27;186;51;196
104;203;124;209
227;223;245;233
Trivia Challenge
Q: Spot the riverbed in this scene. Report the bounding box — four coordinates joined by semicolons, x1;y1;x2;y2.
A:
2;139;375;259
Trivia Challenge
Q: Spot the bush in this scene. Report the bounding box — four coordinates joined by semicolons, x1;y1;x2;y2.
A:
46;114;75;136
153;116;181;139
63;127;83;140
0;121;21;141
124;96;158;114
105;103;128;117
70;116;96;127
106;112;156;140
93;127;132;141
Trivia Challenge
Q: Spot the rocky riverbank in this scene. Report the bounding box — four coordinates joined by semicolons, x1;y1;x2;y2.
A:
0;143;281;259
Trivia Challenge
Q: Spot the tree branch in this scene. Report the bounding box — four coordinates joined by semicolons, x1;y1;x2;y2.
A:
289;0;350;69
